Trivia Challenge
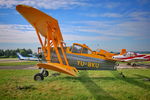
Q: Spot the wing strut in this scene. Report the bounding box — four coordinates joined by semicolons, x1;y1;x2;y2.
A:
34;22;78;76
16;5;78;76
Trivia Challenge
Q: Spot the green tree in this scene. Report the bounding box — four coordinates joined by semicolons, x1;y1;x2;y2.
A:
0;49;4;56
0;49;33;58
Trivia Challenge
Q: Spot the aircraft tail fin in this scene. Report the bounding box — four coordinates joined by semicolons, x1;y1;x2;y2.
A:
16;52;24;60
120;49;127;55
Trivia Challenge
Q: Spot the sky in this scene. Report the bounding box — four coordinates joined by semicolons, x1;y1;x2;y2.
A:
0;0;150;52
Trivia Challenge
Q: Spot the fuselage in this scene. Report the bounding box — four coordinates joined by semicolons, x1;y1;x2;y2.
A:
49;43;117;70
16;52;39;61
51;53;116;70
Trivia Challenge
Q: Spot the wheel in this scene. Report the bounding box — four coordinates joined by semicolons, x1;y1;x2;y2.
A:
132;63;136;67
127;63;131;65
34;73;44;81
116;63;119;66
119;72;125;78
42;70;49;77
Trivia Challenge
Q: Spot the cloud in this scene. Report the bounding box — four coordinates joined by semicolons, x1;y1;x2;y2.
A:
0;0;122;10
83;11;150;21
63;34;118;41
127;11;150;21
0;24;38;43
0;13;9;16
104;2;121;9
0;24;34;31
0;0;89;9
98;13;122;18
138;0;150;5
62;19;150;39
84;13;122;18
0;22;149;51
77;10;150;38
0;24;118;44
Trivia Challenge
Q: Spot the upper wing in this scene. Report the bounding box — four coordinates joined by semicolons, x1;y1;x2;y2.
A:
16;5;63;41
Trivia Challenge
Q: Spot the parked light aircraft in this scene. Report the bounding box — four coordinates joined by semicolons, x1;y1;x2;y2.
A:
16;5;126;81
16;52;39;61
112;51;150;66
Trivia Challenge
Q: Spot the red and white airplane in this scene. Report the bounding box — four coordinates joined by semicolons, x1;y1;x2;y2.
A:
112;51;150;66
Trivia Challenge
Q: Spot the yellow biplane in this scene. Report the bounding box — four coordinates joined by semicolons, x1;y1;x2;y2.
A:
16;5;125;81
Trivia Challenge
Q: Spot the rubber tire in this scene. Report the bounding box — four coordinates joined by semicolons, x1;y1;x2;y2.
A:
132;63;136;67
116;63;119;66
127;63;131;65
34;73;44;81
43;70;49;77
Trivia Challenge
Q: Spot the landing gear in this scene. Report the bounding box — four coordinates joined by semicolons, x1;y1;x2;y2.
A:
34;68;49;81
119;72;125;78
34;73;44;81
131;63;136;67
127;63;136;67
116;63;119;66
42;70;49;77
127;63;131;65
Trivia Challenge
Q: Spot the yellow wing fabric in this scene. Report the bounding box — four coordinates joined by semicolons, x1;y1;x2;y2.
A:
16;5;63;40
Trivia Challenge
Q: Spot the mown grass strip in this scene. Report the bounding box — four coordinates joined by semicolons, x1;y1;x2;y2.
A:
118;61;150;64
0;69;149;100
0;61;37;66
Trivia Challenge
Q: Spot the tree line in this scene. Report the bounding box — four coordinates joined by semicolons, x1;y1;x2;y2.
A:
0;49;33;58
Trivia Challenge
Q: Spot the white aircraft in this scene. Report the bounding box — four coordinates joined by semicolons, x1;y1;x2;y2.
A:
16;52;39;61
112;52;150;66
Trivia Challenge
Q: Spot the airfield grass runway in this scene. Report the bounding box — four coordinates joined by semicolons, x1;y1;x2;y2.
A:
0;58;150;100
0;58;150;70
0;58;37;69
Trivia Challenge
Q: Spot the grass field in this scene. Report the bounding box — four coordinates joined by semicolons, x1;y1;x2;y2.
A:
0;58;17;59
0;69;149;100
0;61;150;66
118;61;150;64
0;61;37;66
